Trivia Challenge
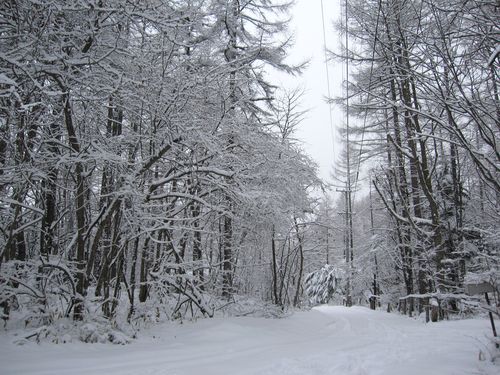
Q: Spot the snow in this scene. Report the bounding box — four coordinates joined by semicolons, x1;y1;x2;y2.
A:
487;45;500;66
1;306;498;375
0;73;17;86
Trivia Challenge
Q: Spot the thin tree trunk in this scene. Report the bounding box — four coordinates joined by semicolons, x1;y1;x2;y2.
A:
271;225;280;306
293;218;304;307
62;94;87;321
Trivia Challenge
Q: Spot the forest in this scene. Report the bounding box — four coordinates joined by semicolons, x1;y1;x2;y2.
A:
0;0;498;347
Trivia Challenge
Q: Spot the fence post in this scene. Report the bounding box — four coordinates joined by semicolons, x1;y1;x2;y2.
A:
431;297;439;322
424;297;430;323
485;292;499;348
370;295;378;310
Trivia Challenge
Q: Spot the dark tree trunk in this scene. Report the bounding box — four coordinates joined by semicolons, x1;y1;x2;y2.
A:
221;215;233;299
61;94;88;321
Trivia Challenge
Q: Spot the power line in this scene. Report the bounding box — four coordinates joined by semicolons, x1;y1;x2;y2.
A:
320;0;336;171
351;0;383;205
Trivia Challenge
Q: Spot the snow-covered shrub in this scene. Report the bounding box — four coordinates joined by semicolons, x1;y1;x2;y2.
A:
79;323;130;345
0;260;76;328
218;295;290;318
305;265;344;305
143;270;215;321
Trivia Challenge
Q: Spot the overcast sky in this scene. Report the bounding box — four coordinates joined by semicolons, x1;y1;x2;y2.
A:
274;0;344;184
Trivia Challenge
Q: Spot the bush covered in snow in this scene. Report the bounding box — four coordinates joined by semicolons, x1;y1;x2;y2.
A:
305;265;344;305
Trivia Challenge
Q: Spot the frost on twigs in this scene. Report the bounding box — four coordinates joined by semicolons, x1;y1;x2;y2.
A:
217;296;289;319
9;319;130;345
0;260;76;328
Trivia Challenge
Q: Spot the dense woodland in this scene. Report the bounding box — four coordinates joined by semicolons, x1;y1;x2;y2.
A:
331;0;499;317
0;0;498;336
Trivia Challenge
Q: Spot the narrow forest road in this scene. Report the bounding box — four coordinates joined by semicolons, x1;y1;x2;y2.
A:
1;306;498;375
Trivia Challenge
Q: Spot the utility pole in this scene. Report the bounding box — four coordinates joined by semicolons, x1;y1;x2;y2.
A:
325;207;330;265
341;0;354;307
337;185;353;307
369;176;379;309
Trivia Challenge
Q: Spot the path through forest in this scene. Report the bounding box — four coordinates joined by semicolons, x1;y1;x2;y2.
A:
1;306;498;375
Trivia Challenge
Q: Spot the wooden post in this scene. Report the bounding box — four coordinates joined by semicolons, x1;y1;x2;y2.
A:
418;296;424;314
485;292;498;348
370;296;376;310
431;298;439;322
424;297;430;323
465;282;496;346
439;299;444;321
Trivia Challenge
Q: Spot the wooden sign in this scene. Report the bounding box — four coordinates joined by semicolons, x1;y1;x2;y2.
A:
465;282;494;295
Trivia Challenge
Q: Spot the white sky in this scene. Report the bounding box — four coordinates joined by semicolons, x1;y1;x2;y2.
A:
274;0;344;184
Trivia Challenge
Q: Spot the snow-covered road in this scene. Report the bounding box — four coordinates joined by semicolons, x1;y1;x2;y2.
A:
1;306;498;375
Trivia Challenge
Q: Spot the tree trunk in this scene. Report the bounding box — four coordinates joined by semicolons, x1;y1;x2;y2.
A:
62;94;87;321
271;225;280;306
293;218;304;307
221;214;233;299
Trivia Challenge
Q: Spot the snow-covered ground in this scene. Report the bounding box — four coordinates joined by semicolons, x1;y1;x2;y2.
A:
1;306;498;375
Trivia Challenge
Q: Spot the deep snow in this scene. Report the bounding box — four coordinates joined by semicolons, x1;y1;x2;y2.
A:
1;306;498;375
